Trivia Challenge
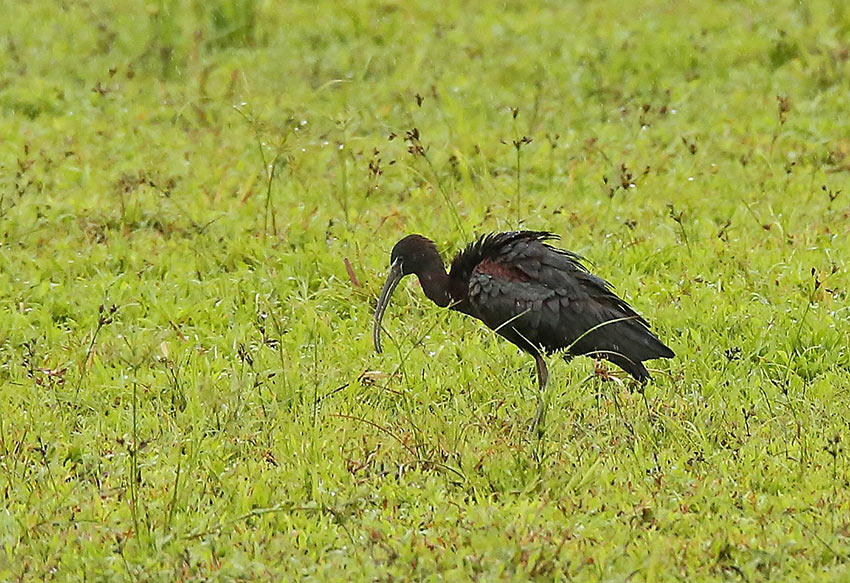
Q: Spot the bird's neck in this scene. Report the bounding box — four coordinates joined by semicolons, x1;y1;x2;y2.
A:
418;268;451;308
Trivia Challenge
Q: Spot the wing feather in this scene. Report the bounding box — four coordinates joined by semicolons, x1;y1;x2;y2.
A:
460;231;673;381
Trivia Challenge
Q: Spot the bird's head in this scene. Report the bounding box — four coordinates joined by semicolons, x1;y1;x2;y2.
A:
389;234;442;275
373;234;445;353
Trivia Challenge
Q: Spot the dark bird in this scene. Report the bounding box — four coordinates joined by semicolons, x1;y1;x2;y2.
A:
373;231;674;429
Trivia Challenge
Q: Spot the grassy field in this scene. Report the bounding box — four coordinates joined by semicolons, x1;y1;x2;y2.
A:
2;0;849;580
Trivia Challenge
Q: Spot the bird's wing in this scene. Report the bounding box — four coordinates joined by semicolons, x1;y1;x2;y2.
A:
467;236;672;379
467;237;598;349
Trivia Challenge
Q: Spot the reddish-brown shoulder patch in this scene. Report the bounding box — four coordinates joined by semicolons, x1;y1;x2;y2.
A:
474;258;530;281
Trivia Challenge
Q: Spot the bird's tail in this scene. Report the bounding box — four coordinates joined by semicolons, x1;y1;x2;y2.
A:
607;353;651;383
584;321;674;383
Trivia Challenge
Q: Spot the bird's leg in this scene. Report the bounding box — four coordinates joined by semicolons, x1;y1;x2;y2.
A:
529;353;549;435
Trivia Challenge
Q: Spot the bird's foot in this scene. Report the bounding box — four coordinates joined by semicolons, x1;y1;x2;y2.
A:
528;397;546;436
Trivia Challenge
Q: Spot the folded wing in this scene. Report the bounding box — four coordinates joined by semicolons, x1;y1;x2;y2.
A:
464;232;673;381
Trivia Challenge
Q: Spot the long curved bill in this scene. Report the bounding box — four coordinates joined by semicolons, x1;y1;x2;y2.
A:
372;259;403;353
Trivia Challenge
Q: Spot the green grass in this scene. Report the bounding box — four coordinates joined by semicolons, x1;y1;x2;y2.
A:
1;0;849;580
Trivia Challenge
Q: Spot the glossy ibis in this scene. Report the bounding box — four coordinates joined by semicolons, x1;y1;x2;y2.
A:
373;231;674;430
